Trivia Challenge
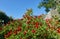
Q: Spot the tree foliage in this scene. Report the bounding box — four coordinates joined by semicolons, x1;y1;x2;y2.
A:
0;11;11;26
38;0;57;12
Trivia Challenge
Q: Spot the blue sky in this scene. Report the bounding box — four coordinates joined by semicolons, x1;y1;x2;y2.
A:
0;0;46;19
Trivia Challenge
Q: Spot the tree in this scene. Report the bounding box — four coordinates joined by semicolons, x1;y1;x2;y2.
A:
38;0;58;12
0;11;10;26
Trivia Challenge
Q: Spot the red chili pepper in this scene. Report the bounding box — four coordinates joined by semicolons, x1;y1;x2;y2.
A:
6;30;12;37
35;22;39;25
17;26;22;31
35;25;39;29
35;22;39;28
0;27;2;31
48;23;51;27
57;28;60;33
32;29;36;33
46;20;51;28
46;19;49;23
26;20;30;24
14;30;17;35
24;30;27;35
4;34;8;38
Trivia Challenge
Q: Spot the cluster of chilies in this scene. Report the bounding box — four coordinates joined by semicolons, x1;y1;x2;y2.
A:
4;25;37;38
4;26;22;38
3;15;42;38
4;29;12;38
1;14;60;39
56;27;60;33
45;19;52;28
45;19;60;33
